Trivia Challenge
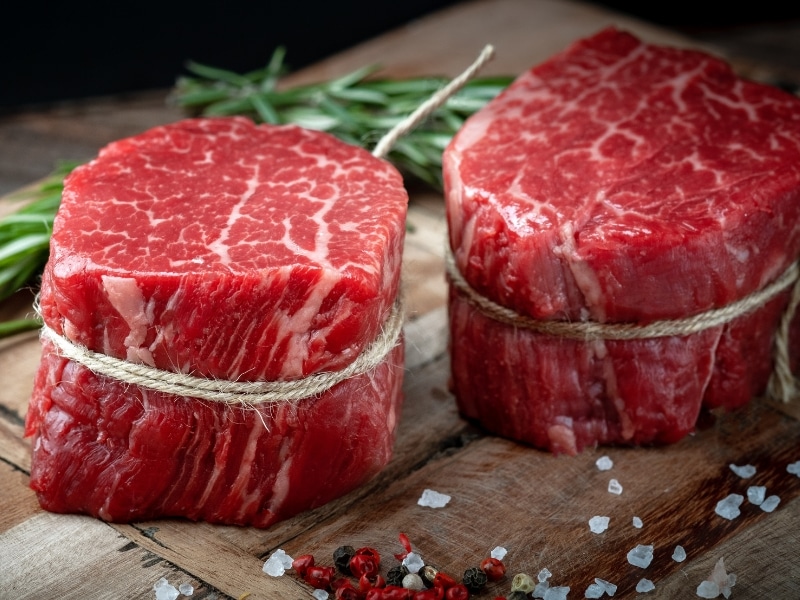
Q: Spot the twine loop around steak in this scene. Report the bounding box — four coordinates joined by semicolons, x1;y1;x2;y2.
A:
445;248;800;403
40;298;404;404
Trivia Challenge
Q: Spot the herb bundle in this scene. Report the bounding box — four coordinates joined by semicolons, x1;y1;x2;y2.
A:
0;49;511;337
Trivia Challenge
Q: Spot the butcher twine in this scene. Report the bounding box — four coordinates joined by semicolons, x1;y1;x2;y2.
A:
40;45;496;405
445;249;800;403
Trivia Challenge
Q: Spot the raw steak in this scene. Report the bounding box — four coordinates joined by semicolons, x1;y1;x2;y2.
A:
26;117;408;526
443;28;800;454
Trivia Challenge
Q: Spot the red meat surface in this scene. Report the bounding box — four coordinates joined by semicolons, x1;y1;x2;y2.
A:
26;117;408;526
443;28;800;454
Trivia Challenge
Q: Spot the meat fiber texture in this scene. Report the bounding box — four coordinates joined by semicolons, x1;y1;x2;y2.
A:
26;117;408;526
443;28;800;455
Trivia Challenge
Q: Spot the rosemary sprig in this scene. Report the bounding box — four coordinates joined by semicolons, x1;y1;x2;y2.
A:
172;47;512;188
0;162;77;303
0;51;511;338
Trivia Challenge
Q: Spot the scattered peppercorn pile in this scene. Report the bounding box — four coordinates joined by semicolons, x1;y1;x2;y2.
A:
283;533;529;599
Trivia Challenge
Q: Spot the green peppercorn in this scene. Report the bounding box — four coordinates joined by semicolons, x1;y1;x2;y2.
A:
507;591;530;600
511;573;535;593
333;545;355;574
386;565;410;587
463;566;488;592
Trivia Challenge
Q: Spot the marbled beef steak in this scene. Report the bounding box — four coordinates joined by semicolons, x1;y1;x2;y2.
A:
26;117;408;526
444;28;800;454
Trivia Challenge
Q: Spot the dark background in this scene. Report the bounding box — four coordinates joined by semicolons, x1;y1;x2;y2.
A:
4;1;800;111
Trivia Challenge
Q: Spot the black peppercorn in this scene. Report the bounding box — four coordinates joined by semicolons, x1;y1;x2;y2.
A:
463;566;488;592
386;565;410;587
508;591;530;600
333;545;355;574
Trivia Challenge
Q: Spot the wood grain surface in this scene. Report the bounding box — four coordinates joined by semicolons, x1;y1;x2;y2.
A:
2;1;800;598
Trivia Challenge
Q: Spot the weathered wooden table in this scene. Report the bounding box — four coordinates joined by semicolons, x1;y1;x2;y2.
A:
2;1;799;598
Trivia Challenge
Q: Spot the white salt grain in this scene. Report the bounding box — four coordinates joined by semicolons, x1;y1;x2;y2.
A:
714;494;744;520
636;578;655;593
533;581;549;599
696;580;720;598
584;583;604;598
747;485;766;506
312;590;329;600
788;460;800;476
402;552;425;574
418;488;451;508
672;545;687;562
607;479;623;495
596;578;617;596
154;578;179;600
702;557;736;599
729;463;756;479
491;546;508;560
632;516;643;529
178;583;194;596
596;456;613;471
626;544;654;568
538;568;553;582
761;495;781;513
263;549;293;577
589;515;610;534
544;586;570;600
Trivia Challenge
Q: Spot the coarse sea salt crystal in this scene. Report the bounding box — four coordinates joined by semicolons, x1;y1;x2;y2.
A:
608;479;623;495
153;579;179;600
178;583;194;596
729;463;756;479
627;545;654;568
584;583;604;598
761;495;781;513
263;549;294;577
788;460;800;476
589;515;610;534
312;590;329;600
491;546;508;560
418;488;451;508
636;578;655;593
632;516;643;528
533;581;549;599
715;494;744;520
672;545;687;562
747;485;766;506
543;586;570;600
595;578;617;596
403;552;425;574
154;578;169;591
538;568;553;582
700;557;736;599
696;580;720;598
596;456;613;471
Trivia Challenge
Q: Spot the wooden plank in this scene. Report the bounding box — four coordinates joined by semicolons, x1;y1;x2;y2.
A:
0;511;212;599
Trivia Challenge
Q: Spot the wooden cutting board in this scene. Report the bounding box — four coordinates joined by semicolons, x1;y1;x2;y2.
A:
2;1;799;598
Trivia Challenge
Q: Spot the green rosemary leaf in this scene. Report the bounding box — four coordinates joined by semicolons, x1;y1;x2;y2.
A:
184;61;252;87
0;317;42;338
328;64;381;91
249;94;281;124
173;87;234;108
281;107;341;131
